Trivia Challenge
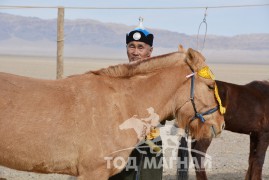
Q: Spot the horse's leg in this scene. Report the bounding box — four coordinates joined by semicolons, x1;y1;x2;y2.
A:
191;138;212;180
245;132;269;180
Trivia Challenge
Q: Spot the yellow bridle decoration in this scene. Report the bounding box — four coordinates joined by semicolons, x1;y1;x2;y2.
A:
198;66;226;115
198;66;215;80
214;84;226;114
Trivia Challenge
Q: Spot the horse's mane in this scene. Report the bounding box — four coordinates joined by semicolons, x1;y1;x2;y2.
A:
90;51;185;78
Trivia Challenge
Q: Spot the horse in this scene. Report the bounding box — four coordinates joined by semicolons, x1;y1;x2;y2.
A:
178;80;269;180
0;48;225;180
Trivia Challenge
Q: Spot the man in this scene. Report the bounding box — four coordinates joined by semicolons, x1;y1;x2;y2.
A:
126;18;153;62
109;18;163;180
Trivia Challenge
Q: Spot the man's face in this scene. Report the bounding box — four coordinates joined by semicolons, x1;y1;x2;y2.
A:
127;41;153;62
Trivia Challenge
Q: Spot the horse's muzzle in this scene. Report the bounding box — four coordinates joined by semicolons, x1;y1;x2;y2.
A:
211;122;225;138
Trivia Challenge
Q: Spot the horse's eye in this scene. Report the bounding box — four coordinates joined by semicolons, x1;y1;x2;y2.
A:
208;84;215;90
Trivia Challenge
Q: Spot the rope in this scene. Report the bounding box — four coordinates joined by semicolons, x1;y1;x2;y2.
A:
0;4;269;10
197;7;208;51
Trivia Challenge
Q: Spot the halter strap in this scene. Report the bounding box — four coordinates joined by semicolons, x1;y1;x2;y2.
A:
189;71;219;123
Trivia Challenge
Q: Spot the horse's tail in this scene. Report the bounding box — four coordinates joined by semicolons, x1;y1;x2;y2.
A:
176;136;189;180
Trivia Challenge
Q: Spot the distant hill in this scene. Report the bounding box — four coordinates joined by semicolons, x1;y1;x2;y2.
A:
0;12;268;63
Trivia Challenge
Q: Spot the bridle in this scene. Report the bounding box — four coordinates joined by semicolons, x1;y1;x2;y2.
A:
189;69;219;124
181;64;226;137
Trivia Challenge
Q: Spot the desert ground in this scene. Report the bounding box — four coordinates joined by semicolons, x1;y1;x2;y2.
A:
0;55;268;180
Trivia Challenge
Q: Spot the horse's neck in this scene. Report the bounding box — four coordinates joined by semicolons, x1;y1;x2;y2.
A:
128;64;188;121
217;81;239;107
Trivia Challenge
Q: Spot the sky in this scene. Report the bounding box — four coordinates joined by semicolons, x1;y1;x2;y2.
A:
0;0;269;36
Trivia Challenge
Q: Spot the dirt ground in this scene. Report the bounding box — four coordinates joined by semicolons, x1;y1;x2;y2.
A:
163;129;269;180
0;127;268;180
0;56;268;180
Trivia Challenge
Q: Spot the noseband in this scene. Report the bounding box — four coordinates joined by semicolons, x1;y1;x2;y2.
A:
189;71;219;123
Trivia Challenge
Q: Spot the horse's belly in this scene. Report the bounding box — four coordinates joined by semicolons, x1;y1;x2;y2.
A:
0;139;78;175
0;114;79;176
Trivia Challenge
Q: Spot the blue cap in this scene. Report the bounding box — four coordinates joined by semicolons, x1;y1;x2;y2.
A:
126;17;154;46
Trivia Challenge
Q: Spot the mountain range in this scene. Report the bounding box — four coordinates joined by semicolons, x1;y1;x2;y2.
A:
0;12;268;63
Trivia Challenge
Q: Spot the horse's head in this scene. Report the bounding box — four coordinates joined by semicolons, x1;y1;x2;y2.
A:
175;47;225;140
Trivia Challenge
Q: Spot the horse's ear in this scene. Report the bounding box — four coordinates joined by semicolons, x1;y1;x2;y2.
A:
188;47;194;56
185;48;205;71
178;44;185;53
185;48;198;71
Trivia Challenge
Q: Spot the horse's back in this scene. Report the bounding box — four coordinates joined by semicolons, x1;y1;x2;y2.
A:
0;72;58;94
246;80;269;99
0;72;52;111
217;80;269;102
0;72;70;112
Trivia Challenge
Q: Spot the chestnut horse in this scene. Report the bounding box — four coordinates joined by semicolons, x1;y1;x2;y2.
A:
0;48;224;180
178;80;269;180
